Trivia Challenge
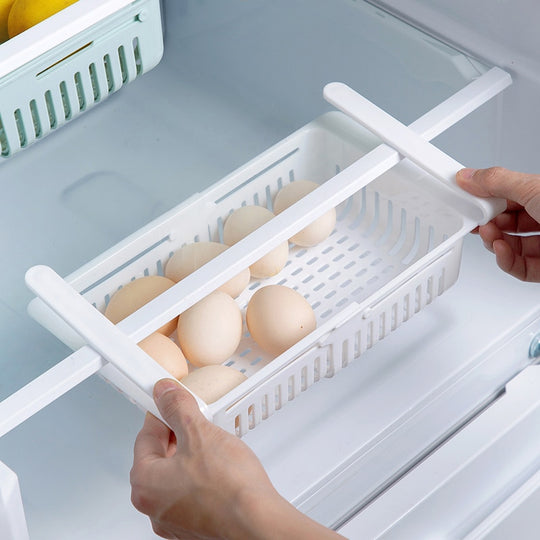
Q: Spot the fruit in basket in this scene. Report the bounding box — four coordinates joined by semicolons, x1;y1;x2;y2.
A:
181;365;247;404
177;291;242;367
223;205;289;279
138;333;189;380
7;0;78;38
0;0;15;42
246;284;317;356
273;180;336;247
165;241;250;299
105;275;178;336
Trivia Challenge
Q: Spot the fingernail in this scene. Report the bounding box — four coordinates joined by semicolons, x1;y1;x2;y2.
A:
459;168;477;180
153;378;180;400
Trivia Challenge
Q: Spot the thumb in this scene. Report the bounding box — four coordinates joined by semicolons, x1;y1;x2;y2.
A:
153;378;205;435
456;167;538;208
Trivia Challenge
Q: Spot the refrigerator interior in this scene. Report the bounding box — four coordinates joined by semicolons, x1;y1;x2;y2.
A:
0;0;538;538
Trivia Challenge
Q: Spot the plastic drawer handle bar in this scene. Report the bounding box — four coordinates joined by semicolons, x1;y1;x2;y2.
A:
324;82;507;225
24;265;210;422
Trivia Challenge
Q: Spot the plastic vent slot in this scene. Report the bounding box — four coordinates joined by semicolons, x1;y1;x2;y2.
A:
0;114;9;156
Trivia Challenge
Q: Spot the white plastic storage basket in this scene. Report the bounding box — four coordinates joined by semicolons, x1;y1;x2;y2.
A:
18;69;511;437
0;0;163;160
28;112;472;435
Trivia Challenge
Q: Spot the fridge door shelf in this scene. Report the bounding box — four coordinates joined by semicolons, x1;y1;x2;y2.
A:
0;0;163;160
13;68;510;437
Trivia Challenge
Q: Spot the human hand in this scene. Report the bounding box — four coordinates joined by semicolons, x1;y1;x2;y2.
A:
456;167;540;282
130;379;343;539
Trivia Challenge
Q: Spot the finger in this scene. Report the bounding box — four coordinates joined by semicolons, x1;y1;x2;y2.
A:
477;224;532;260
133;412;172;463
151;520;175;539
456;167;540;212
493;239;540;282
153;378;207;438
477;222;503;252
492;210;540;234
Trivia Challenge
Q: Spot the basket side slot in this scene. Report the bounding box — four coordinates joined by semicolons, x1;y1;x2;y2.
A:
214;346;330;436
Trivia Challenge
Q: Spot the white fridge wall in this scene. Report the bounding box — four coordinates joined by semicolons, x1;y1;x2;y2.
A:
0;1;538;538
371;0;540;172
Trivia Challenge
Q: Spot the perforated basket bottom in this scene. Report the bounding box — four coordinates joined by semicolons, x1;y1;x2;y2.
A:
147;175;463;379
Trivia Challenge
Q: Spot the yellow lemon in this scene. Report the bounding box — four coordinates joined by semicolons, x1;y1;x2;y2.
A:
0;0;15;42
8;0;78;38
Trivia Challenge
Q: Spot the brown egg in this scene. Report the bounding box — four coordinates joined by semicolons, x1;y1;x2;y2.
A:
273;180;336;247
138;333;188;380
181;365;247;404
246;284;317;356
165;241;250;298
223;205;289;278
177;291;242;367
104;275;177;336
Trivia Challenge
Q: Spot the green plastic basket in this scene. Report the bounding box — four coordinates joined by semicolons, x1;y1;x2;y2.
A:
0;0;163;160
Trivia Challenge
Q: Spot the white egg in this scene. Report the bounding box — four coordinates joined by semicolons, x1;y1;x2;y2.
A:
138;333;189;380
165;241;250;298
104;275;177;336
273;180;336;247
181;365;247;404
177;291;242;367
223;205;289;278
246;284;317;356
